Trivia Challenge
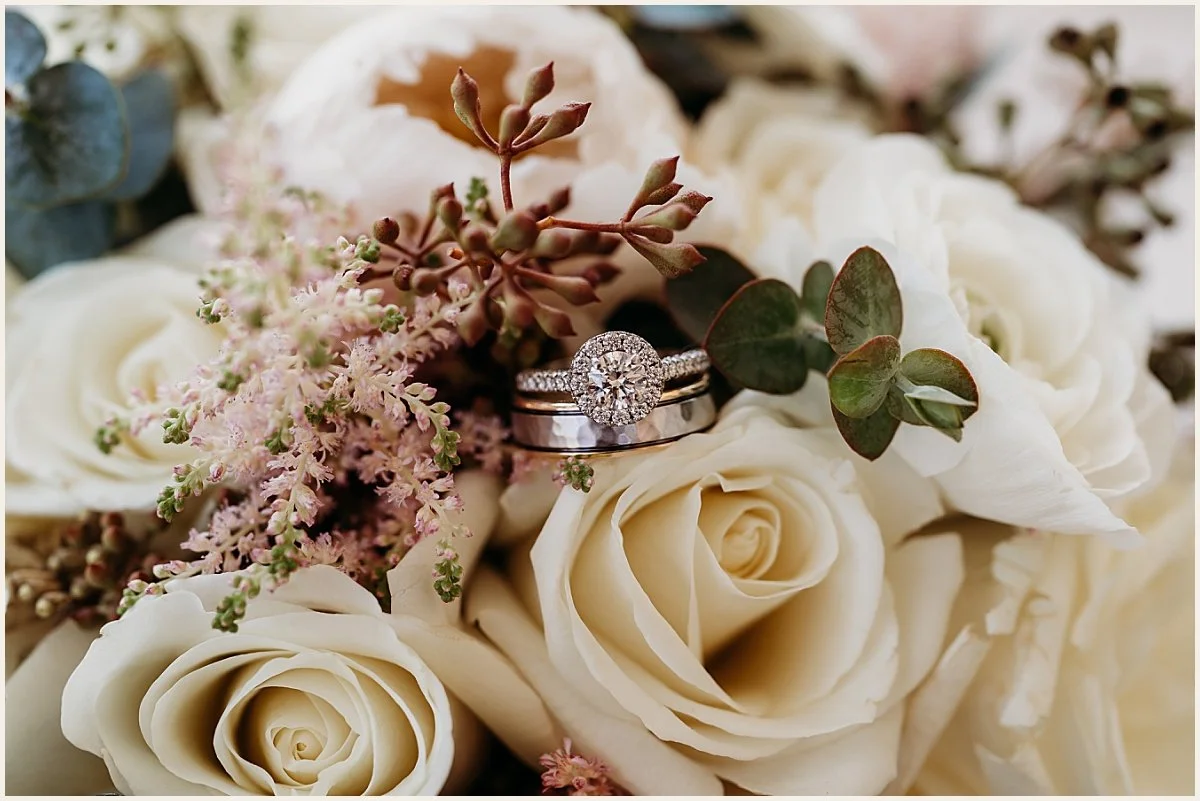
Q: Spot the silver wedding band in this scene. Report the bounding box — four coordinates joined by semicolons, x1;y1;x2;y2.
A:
512;390;716;454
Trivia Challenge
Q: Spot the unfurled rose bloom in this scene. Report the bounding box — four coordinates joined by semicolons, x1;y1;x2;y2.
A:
464;403;965;795
246;6;734;333
62;566;459;795
691;78;871;259
910;440;1194;795
174;5;377;108
782;134;1173;542
5;256;224;513
262;6;685;228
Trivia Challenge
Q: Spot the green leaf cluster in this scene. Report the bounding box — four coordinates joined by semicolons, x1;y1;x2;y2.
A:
5;10;176;277
665;244;980;461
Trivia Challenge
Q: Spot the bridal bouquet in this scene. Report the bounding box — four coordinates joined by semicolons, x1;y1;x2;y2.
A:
5;5;1194;797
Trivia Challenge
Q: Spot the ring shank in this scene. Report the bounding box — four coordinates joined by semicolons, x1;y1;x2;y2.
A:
511;391;716;453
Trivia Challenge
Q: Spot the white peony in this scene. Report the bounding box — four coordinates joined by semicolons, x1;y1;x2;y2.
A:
909;440;1194;794
762;134;1173;542
5;255;224;514
463;402;966;794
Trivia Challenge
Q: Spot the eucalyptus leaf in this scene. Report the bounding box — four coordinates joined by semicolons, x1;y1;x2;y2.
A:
104;70;175;201
902;384;977;407
899;347;979;421
5;199;116;278
665;245;755;345
825;246;903;355
832;404;900;461
706;278;811;394
827;335;901;418
800;259;833;321
6;61;127;208
5;10;45;86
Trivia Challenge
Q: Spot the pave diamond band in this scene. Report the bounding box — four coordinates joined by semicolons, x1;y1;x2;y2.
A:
515;332;710;426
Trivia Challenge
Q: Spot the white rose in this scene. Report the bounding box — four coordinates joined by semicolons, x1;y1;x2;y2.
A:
909;439;1194;794
464;403;965;794
174;5;378;108
62;565;459;795
781;134;1173;542
951;6;1195;328
6;255;224;513
691;78;872;259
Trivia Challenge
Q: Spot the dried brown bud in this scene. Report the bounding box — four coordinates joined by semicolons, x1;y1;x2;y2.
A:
534;303;576;338
451;69;497;150
640;182;683;210
457;298;492;346
502;283;537;328
516;114;550;147
412;268;443;296
392;263;415;292
523;62;555;108
547;186;571;214
625;236;706;278
635;204;697;232
491;210;540;252
437;197;464;231
515;102;590;151
580;261;621;286
499;104;532;149
463;224;493;258
518;271;600;305
631;224;675;244
373;217;401;245
531;229;573;259
673;190;712;215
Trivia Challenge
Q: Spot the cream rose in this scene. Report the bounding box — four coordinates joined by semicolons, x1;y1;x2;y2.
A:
691;78;871;259
464;402;965;794
61;565;457;795
5;255;224;513
909;439;1194;795
777;134;1173;542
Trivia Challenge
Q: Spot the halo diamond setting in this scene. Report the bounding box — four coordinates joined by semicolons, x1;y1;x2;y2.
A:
568;332;665;426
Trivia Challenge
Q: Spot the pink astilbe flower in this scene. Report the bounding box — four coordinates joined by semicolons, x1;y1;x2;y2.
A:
114;129;474;631
539;740;624;796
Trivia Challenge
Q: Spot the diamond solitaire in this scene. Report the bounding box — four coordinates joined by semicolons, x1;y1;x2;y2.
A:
569;332;665;426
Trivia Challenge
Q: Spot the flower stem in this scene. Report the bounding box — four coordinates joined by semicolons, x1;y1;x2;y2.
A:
499;154;515;212
538;216;624;233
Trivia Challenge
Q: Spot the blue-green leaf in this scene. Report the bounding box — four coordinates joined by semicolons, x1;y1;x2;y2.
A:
5;199;116;278
104;70;175;201
6;61;127;208
5;11;46;86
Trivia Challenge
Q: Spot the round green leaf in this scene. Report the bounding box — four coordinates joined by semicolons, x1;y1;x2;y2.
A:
899;347;979;421
665;245;755;345
800;259;834;321
827;334;901;418
5;10;46;86
825;246;903;355
832;405;900;461
5;199;116;278
105;70;175;201
6;61;128;208
705;278;811;394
